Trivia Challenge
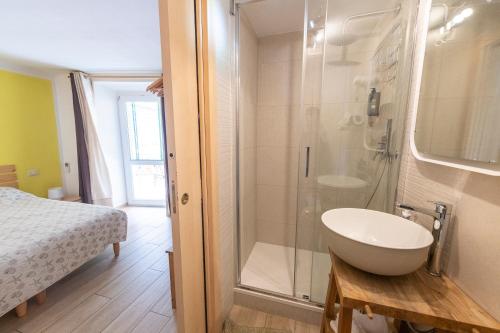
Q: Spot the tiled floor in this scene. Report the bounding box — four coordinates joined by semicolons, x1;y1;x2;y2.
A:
229;305;320;333
0;206;176;333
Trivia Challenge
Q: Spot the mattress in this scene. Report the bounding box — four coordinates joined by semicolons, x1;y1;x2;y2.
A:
0;187;127;317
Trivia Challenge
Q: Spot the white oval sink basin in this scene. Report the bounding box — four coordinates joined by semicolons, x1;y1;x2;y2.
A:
317;175;368;189
322;208;434;276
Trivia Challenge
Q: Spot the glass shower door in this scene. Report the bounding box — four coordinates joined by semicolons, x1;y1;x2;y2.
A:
235;0;417;305
293;0;328;301
294;0;418;303
236;0;306;297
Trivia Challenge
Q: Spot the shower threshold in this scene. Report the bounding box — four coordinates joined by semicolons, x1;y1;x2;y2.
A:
240;242;330;302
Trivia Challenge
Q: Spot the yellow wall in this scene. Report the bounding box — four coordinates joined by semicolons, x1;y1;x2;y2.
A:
0;69;62;197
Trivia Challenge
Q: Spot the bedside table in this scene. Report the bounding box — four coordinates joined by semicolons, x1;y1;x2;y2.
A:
62;195;81;202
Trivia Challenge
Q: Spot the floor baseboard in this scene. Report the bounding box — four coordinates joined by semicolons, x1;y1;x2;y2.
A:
234;287;323;325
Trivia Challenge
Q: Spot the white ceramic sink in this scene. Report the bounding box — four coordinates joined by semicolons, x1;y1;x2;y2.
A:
322;208;434;276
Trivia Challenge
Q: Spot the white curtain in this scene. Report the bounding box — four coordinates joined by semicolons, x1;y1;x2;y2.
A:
72;72;113;206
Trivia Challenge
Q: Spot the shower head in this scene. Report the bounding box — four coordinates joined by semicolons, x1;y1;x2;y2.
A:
329;33;359;46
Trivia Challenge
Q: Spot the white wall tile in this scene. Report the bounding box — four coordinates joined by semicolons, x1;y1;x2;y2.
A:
238;11;259;267
256;146;299;187
210;0;236;319
256;184;297;224
254;32;304;247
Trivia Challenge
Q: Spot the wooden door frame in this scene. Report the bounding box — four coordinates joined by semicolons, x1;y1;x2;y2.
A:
159;0;224;332
195;0;224;331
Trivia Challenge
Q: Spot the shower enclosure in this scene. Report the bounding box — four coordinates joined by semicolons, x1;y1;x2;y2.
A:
236;0;418;304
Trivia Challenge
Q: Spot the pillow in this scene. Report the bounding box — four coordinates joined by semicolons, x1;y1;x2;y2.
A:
0;187;35;204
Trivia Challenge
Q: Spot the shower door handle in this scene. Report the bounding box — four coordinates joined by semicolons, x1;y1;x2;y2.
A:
305;146;310;178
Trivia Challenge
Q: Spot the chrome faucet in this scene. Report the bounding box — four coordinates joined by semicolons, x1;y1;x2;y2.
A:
396;202;451;276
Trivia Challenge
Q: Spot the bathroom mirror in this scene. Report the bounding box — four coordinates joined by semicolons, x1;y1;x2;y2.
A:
410;0;500;175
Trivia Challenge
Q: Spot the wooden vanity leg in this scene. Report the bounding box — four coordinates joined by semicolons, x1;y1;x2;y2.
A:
321;265;339;333
391;319;402;333
35;290;46;305
338;306;353;333
15;302;27;318
113;242;120;257
167;250;176;309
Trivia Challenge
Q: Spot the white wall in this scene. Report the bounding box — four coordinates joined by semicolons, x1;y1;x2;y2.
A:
93;84;127;207
52;73;131;207
52;72;80;196
1;61;152;207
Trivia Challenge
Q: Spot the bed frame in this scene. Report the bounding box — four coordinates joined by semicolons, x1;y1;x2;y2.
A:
0;165;36;316
0;164;120;318
0;164;18;188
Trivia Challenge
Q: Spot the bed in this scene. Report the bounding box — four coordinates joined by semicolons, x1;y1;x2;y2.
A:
0;165;127;318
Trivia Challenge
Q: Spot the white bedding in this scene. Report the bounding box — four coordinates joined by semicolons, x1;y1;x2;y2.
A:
0;187;127;317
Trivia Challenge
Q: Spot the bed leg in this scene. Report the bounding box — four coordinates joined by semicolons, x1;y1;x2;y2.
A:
113;242;120;257
35;290;46;305
15;302;27;318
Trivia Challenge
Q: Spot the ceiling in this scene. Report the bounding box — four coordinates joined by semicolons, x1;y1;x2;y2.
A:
0;0;161;73
240;0;400;39
94;81;154;93
241;0;305;37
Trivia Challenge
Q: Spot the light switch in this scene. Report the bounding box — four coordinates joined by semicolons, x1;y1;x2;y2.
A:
27;169;39;177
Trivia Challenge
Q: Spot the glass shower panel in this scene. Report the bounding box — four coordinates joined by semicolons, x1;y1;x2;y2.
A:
237;0;305;297
294;0;418;303
293;0;328;301
236;0;417;305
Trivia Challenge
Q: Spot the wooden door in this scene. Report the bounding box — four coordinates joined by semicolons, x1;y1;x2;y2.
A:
158;0;206;332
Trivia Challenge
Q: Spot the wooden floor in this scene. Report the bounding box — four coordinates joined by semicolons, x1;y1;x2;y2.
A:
0;206;176;333
229;305;320;333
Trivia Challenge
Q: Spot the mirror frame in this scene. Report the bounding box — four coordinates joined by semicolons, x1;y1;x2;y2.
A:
408;0;500;176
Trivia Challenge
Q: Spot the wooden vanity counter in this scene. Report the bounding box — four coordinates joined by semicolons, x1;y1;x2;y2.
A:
321;250;500;333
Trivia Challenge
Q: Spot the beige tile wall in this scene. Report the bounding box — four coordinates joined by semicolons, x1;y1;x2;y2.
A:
255;32;303;248
399;88;500;322
239;13;259;267
400;3;500;320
